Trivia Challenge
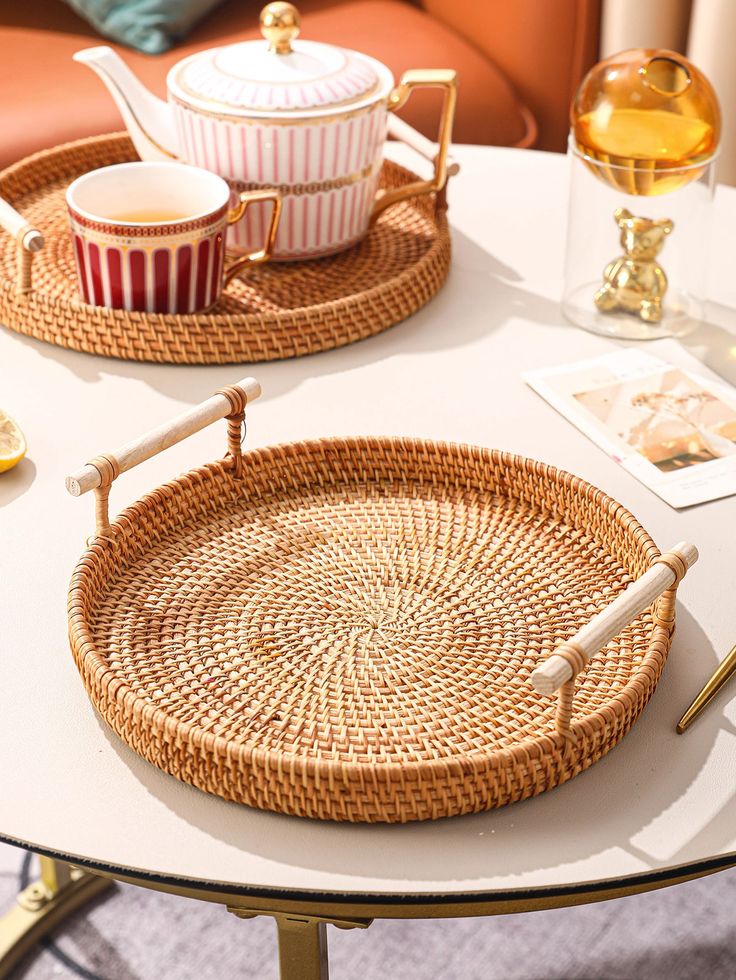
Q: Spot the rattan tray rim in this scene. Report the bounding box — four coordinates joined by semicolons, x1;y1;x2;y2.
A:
69;434;662;780
0;132;452;364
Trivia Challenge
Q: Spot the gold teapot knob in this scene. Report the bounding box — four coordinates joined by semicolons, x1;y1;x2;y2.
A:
260;3;301;54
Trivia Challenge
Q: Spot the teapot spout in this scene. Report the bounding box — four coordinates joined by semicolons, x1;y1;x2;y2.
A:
73;46;179;162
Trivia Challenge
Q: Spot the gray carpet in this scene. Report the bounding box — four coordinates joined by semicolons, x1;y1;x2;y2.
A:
2;841;735;979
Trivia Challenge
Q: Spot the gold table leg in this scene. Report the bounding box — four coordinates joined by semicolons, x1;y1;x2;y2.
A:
229;907;372;980
277;916;329;980
0;855;113;979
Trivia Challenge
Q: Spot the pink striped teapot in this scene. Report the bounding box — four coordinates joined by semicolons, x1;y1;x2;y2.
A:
74;2;457;260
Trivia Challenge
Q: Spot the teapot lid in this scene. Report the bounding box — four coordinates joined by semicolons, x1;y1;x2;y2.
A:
168;2;390;117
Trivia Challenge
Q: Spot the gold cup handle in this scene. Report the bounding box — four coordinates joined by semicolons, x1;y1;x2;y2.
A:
371;68;458;221
223;188;282;285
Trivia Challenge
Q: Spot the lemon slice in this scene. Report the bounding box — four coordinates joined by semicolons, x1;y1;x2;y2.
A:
0;410;27;473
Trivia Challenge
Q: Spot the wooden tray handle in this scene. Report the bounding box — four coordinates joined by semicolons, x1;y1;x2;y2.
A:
65;377;261;536
531;541;698;737
0;195;44;294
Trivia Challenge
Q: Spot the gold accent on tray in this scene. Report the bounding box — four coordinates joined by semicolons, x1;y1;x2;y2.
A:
594;207;673;323
677;642;736;733
65;381;695;822
0;132;452;364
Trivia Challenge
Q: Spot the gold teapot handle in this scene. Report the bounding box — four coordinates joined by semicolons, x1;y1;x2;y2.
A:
223;188;282;285
372;68;458;221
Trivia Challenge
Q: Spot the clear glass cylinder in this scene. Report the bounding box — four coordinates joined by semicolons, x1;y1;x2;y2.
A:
562;138;718;340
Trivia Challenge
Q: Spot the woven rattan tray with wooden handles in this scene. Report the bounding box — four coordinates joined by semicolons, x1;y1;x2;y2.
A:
66;379;698;823
0;122;453;365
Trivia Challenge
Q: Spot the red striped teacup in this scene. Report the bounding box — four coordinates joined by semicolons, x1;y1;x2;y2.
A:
66;162;281;313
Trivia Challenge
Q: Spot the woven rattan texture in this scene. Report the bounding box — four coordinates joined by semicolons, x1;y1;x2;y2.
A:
68;437;668;823
0;134;450;364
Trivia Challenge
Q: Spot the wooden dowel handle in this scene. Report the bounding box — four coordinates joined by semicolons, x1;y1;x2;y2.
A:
386;114;460;178
531;541;698;696
65;377;261;497
0;196;44;252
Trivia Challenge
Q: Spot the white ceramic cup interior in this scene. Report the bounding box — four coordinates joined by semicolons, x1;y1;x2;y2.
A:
66;161;230;224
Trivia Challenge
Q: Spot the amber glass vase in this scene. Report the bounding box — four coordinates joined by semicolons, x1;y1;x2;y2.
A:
564;49;720;339
572;48;720;195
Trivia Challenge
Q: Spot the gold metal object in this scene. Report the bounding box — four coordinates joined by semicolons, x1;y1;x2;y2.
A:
594;207;674;322
80;857;736;923
677;642;736;733
1;842;735;979
0;857;112;979
372;68;458;220
230;908;371;980
223;187;282;283
260;3;301;54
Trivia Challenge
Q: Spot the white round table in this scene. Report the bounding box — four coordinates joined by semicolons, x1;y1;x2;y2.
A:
1;144;736;979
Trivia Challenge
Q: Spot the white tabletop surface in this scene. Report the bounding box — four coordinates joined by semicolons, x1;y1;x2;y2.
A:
1;144;736;902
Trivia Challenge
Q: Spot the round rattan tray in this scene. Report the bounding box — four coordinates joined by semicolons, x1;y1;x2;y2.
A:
0;133;451;364
66;380;695;823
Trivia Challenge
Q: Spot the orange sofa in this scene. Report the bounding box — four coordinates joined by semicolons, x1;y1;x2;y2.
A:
0;0;600;169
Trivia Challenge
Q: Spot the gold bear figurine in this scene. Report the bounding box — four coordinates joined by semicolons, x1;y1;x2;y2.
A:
594;207;674;323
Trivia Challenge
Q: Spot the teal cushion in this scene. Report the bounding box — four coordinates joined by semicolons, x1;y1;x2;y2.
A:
65;0;225;54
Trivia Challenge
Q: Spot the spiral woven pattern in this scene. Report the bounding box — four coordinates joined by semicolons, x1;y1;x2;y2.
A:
0;133;450;364
68;438;671;822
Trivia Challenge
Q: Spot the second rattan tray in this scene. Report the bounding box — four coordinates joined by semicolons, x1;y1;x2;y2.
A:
0;133;451;364
66;379;697;823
